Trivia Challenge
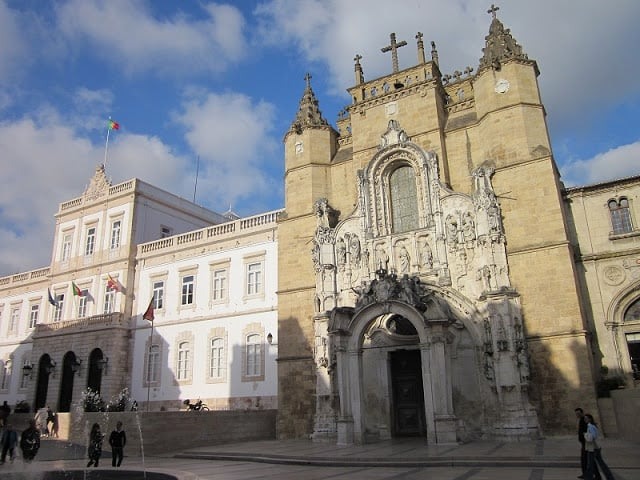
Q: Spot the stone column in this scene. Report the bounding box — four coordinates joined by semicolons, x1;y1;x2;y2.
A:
428;322;457;443
334;342;354;445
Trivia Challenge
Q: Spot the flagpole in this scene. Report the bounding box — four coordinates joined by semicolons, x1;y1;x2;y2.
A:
104;121;111;168
146;319;154;412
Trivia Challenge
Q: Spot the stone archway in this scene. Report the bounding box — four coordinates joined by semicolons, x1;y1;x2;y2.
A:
329;280;459;445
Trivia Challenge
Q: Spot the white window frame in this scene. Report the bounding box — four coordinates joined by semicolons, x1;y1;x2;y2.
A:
181;274;195;306
29;303;39;329
209;337;225;379
152;280;165;310
77;291;89;318
104;287;115;314
85;226;97;256
246;262;263;296
61;232;73;261
212;268;227;302
9;306;20;335
245;334;261;377
110;219;122;250
53;294;64;322
177;342;190;381
146;344;161;385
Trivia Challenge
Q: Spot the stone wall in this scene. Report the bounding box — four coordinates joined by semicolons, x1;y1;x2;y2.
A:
9;409;276;455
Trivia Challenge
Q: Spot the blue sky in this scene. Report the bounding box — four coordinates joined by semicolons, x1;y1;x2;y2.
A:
1;0;639;276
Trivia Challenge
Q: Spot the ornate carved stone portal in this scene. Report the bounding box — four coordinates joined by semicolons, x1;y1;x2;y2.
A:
311;120;538;445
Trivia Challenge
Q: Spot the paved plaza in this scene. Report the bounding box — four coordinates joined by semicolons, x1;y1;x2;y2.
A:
0;436;637;479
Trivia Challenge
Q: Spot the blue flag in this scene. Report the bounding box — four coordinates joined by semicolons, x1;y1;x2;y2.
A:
48;288;58;307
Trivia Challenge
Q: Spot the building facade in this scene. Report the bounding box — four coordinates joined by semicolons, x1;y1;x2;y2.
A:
0;165;279;413
0;6;639;446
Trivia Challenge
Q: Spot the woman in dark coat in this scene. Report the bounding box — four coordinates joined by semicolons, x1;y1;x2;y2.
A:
86;423;104;468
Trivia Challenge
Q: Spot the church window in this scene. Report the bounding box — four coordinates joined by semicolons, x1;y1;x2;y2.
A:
181;275;195;305
176;341;191;381
85;226;96;256
245;334;262;377
609;198;633;235
389;165;419;233
209;337;225;379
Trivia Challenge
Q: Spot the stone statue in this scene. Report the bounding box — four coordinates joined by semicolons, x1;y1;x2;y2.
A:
375;245;389;271
335;237;347;266
419;240;433;269
398;244;410;274
349;234;361;267
462;211;476;242
446;215;458;245
488;203;501;233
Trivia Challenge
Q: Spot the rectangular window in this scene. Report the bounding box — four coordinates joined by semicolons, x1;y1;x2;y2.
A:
177;342;190;381
0;363;8;390
29;304;39;329
146;345;160;383
77;292;88;318
104;288;115;314
53;294;64;322
153;281;164;310
110;220;122;250
610;198;633;235
212;268;227;301
9;307;20;334
160;226;173;238
85;226;96;256
245;334;262;377
20;359;30;389
246;262;262;296
61;233;72;261
210;338;225;379
181;275;194;305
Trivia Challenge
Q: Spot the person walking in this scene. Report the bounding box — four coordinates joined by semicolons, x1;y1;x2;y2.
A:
584;413;615;480
109;421;127;467
0;401;11;428
0;423;18;464
86;423;104;468
19;419;40;463
575;407;589;479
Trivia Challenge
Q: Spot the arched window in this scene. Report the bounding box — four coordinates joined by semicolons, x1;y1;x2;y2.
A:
210;338;225;379
609;198;633;235
390;165;419;233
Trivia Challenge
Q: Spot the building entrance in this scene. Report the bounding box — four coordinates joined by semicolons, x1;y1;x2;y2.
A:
390;349;425;437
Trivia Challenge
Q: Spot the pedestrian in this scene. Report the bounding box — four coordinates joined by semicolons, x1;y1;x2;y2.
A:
49;411;59;439
584;414;615;480
34;407;48;437
109;421;127;467
0;423;18;464
0;401;11;427
86;423;104;468
19;419;40;463
575;407;588;479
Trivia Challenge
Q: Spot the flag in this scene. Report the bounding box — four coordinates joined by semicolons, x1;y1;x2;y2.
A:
108;119;120;130
72;281;84;297
143;297;154;322
107;274;121;292
48;288;58;307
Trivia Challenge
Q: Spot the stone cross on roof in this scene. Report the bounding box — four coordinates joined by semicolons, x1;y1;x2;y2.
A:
381;33;407;73
304;72;312;89
487;4;499;19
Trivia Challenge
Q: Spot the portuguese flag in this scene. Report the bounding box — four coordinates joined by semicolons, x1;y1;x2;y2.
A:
109;119;120;130
72;281;84;297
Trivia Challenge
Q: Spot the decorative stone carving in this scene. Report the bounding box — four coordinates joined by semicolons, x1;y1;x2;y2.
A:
380;119;409;148
397;242;411;274
84;164;111;201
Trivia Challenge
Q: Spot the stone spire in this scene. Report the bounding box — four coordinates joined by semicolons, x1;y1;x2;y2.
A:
479;4;528;71
289;73;329;134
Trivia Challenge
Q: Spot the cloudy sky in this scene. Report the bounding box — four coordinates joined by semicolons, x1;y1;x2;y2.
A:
1;0;639;276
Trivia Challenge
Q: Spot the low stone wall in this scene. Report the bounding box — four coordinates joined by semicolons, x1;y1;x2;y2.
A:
8;409;277;456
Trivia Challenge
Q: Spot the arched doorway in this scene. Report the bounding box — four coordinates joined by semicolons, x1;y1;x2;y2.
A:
58;351;80;412
34;354;55;410
87;348;105;394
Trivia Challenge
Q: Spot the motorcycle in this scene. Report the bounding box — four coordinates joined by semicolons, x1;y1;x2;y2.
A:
183;399;209;411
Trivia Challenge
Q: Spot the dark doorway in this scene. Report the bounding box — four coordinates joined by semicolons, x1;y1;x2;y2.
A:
390;349;425;437
87;348;104;394
627;335;640;380
34;354;53;410
58;352;79;412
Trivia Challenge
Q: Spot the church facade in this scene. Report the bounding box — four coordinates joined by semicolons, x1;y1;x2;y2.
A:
276;8;640;443
0;6;638;445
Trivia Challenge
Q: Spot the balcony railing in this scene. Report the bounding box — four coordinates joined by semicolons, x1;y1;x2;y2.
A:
34;312;126;334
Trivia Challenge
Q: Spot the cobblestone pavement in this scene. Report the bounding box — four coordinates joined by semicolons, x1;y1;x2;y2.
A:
0;436;637;480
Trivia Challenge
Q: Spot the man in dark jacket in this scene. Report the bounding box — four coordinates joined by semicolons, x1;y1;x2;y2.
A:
108;421;127;467
19;419;40;463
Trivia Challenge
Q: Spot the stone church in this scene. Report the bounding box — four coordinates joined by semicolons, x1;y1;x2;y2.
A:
276;7;632;443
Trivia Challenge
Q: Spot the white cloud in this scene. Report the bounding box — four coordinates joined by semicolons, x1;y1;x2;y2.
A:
0;0;30;88
174;91;279;208
55;0;247;76
561;141;640;187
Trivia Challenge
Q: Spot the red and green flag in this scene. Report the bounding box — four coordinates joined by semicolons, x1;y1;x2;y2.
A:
72;281;84;297
108;119;120;130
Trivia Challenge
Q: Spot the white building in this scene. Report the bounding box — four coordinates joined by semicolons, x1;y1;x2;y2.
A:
0;165;279;413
